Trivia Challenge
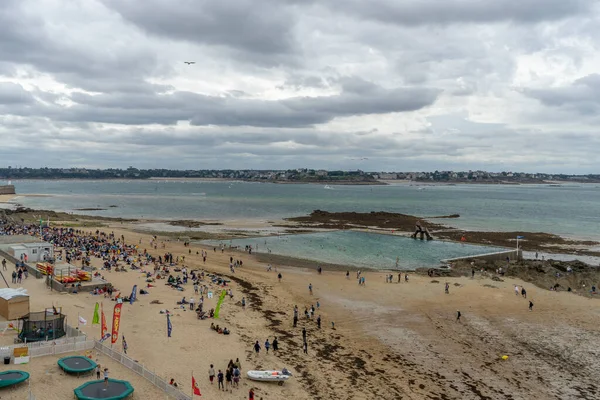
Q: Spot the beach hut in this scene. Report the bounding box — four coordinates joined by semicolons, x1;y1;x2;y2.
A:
0;289;30;320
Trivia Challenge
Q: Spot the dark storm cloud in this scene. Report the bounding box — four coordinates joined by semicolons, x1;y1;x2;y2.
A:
327;0;591;26
101;0;297;58
51;79;440;127
524;74;600;114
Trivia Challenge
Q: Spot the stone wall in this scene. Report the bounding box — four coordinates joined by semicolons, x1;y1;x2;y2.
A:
0;185;16;195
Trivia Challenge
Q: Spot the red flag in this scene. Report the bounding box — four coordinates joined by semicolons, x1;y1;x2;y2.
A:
101;303;107;337
192;375;201;396
111;303;123;344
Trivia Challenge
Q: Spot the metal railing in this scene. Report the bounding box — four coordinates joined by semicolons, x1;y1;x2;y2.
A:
93;341;192;400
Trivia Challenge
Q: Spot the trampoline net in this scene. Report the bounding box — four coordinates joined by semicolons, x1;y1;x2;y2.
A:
62;357;94;369
80;381;129;398
0;372;24;380
19;312;66;342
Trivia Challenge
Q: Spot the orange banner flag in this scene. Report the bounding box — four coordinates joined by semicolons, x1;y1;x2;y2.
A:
111;303;123;344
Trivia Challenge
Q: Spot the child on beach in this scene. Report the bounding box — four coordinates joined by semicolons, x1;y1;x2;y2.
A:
254;341;261;354
103;368;109;387
209;364;215;384
217;370;224;390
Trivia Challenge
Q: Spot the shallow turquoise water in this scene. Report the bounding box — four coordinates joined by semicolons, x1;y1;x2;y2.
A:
201;231;508;270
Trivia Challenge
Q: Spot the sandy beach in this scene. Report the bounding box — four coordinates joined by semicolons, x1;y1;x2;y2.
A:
0;220;597;400
0;195;17;203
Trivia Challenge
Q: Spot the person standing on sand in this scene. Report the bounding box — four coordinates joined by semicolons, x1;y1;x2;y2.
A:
529;300;534;311
471;269;475;278
445;282;450;294
317;315;321;329
346;271;350;279
249;388;255;400
272;337;279;352
209;364;215;384
278;273;282;282
405;273;409;282
456;310;461;322
398;273;402;283
217;370;224;390
254;341;261;354
2;259;6;271
302;327;307;342
521;287;527;298
515;285;519;296
293;306;298;327
309;283;313;295
303;340;308;354
265;339;270;353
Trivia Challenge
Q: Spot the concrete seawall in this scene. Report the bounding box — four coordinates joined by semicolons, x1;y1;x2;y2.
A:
442;249;522;264
0;185;16;195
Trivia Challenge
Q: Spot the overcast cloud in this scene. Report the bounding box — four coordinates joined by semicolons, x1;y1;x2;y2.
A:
0;0;599;173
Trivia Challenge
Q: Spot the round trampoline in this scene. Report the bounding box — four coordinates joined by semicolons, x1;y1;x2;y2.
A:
58;355;97;375
74;379;134;400
0;370;30;388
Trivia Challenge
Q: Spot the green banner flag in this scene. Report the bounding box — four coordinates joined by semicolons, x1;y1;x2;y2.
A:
213;290;227;319
92;302;100;325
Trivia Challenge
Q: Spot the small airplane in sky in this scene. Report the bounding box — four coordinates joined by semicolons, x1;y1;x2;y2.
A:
184;61;195;65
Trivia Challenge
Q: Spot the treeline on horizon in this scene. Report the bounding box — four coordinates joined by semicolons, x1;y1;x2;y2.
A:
0;167;598;181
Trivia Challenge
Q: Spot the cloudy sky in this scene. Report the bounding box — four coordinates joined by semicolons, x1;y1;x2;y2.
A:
0;0;599;173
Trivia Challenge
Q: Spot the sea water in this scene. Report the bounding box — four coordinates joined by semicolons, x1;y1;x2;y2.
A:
5;179;600;240
202;230;508;270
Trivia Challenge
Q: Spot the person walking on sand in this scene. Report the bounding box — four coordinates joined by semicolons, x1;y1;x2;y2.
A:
309;283;313;295
225;368;233;392
278;273;282;282
521;287;527;298
272;337;279;352
317;315;321;329
249;388;255;400
302;327;307;342
405;273;409;282
445;282;450;294
217;370;224;390
456;310;461;322
265;339;270;353
303;340;308;354
2;259;6;271
209;364;215;384
529;300;534;311
253;341;261;354
515;285;519;296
